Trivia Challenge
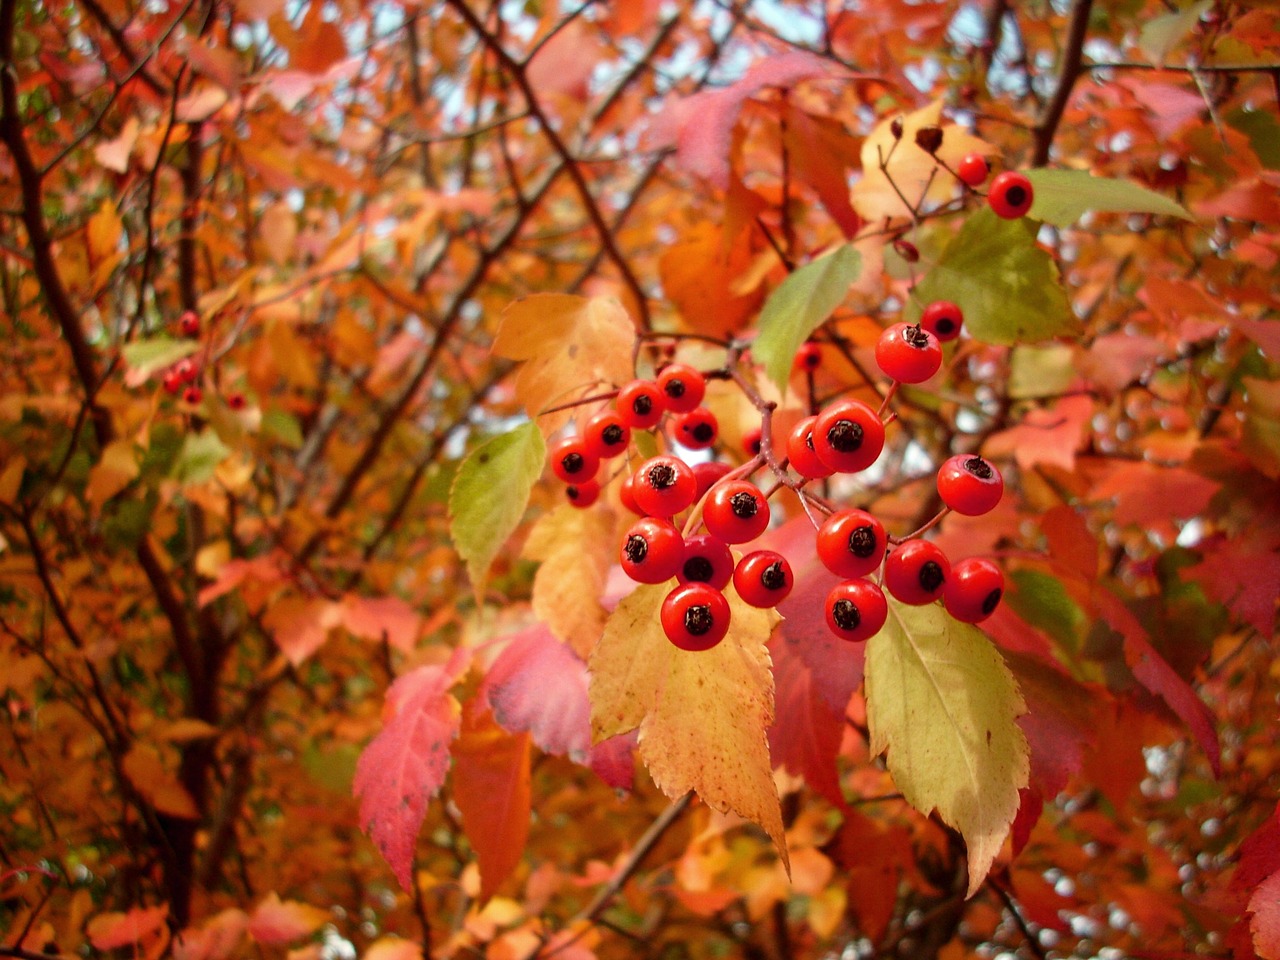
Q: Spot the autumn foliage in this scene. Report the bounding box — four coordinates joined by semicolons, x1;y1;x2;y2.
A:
2;1;1280;959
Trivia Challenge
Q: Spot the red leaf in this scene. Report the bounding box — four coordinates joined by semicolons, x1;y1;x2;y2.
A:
451;701;531;902
780;101;861;237
985;394;1091;473
1090;462;1220;527
1010;787;1042;858
768;634;846;807
1232;804;1280;894
481;623;591;758
1250;871;1280;959
354;648;470;890
1183;534;1280;637
588;732;637;790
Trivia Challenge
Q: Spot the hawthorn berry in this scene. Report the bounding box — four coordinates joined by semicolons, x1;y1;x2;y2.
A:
550;436;599;485
816;509;887;579
795;341;823;372
583;410;631;460
743;426;762;457
661;582;730;651
945;557;1004;623
632;455;697;517
785;416;834;480
616;380;664;429
876;323;942;384
620;517;684;584
813;399;885;474
183;385;203;406
162;369;184;395
565;478;600;508
703;480;770;544
619;472;644;516
957;153;990;188
936;454;1003;516
920;301;963;342
175;357;199;385
692;460;734;498
226;392;247;411
657;363;706;413
733;551;793;608
677;535;734;589
824;579;888;643
883;540;950;605
988;171;1034;219
178;310;200;337
674;407;718;450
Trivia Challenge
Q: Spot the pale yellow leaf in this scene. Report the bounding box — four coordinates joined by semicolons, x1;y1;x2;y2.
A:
864;599;1029;897
259;201;298;265
851;101;997;223
589;583;787;869
492;294;635;437
523;505;613;658
94;116;140;172
88;201;123;260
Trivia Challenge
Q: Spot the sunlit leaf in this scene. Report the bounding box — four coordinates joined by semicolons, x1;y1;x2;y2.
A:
1026;169;1193;226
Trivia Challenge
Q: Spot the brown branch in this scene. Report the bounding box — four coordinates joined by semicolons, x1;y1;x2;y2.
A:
1031;0;1093;167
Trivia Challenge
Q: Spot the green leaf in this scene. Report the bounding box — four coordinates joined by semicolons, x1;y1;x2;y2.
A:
1009;344;1075;399
172;429;231;485
122;337;199;383
1026;169;1193;226
262;407;304;449
909;208;1075;345
1228;107;1280;171
448;422;545;596
865;599;1029;897
753;244;861;395
1138;1;1210;64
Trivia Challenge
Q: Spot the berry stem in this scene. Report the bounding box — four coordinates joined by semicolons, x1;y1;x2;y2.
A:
877;381;900;418
888;506;951;544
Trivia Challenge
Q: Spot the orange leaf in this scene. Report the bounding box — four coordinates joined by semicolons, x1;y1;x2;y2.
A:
341;595;422;652
87;905;170;950
263;596;341;666
174;910;249;960
247;892;328;945
292;0;345;74
123;746;200;819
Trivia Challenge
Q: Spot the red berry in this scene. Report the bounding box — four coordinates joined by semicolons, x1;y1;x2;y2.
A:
619;472;644;516
936;454;1003;516
876;322;942;384
175;357;199;385
957;153;990;188
743;426;762;457
178;310;200;337
657;363;706;413
661;582;731;651
988;171;1034;219
824;579;888;642
674;407;718;450
583;410;631;460
794;341;823;372
703;480;770;544
813;399;885;474
565;478;600;508
920;301;963;343
692;460;733;499
182;385;203;406
616;380;664;429
632;455;697;517
785;416;834;480
226;392;247;410
677;535;734;589
883;540;951;605
550;436;599;484
945;558;1004;623
620;517;684;584
733;551;793;608
816;509;887;579
162;370;184;395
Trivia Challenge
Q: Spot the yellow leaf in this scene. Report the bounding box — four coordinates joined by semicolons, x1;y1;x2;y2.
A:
259;201;297;265
851;101;997;223
523;505;613;658
492;294;636;437
807;886;847;939
362;938;422;960
589;583;787;869
88;201;123;260
864;599;1029;897
86;441;138;507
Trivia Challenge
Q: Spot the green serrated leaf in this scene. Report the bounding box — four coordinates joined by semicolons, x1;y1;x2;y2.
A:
1025;169;1193;226
753;244;861;395
865;599;1029;897
122;337;199;381
172;429;231;485
448;422;545;596
908;208;1075;345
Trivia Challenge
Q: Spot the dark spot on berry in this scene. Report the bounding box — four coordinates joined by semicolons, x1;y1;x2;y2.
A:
918;560;945;594
567;485;583;501
624;535;648;564
683;556;714;582
748;437;761;454
935;318;955;334
832;598;861;630
633;394;653;416
904;324;931;349
689;422;714;443
730;491;758;518
826;419;864;453
964;456;994;480
684;604;715;636
647;462;677;489
664;379;686;399
602;424;625;446
982;588;1003;615
760;562;787;591
561;452;585;475
1005;185;1027;207
848;525;878;558
802;353;820;370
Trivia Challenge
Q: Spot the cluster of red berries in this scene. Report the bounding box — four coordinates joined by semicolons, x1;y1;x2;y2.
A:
157;310;245;410
951;151;1035;219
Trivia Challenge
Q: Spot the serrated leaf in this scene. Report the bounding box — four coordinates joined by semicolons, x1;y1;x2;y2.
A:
1026;169;1193;226
523;504;612;658
448;422;545;596
908;208;1075;345
753;244;861;395
122;337;199;386
865;599;1029;897
589;583;788;869
173;429;231;485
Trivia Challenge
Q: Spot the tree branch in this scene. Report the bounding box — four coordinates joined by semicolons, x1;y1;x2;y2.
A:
1031;0;1093;167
